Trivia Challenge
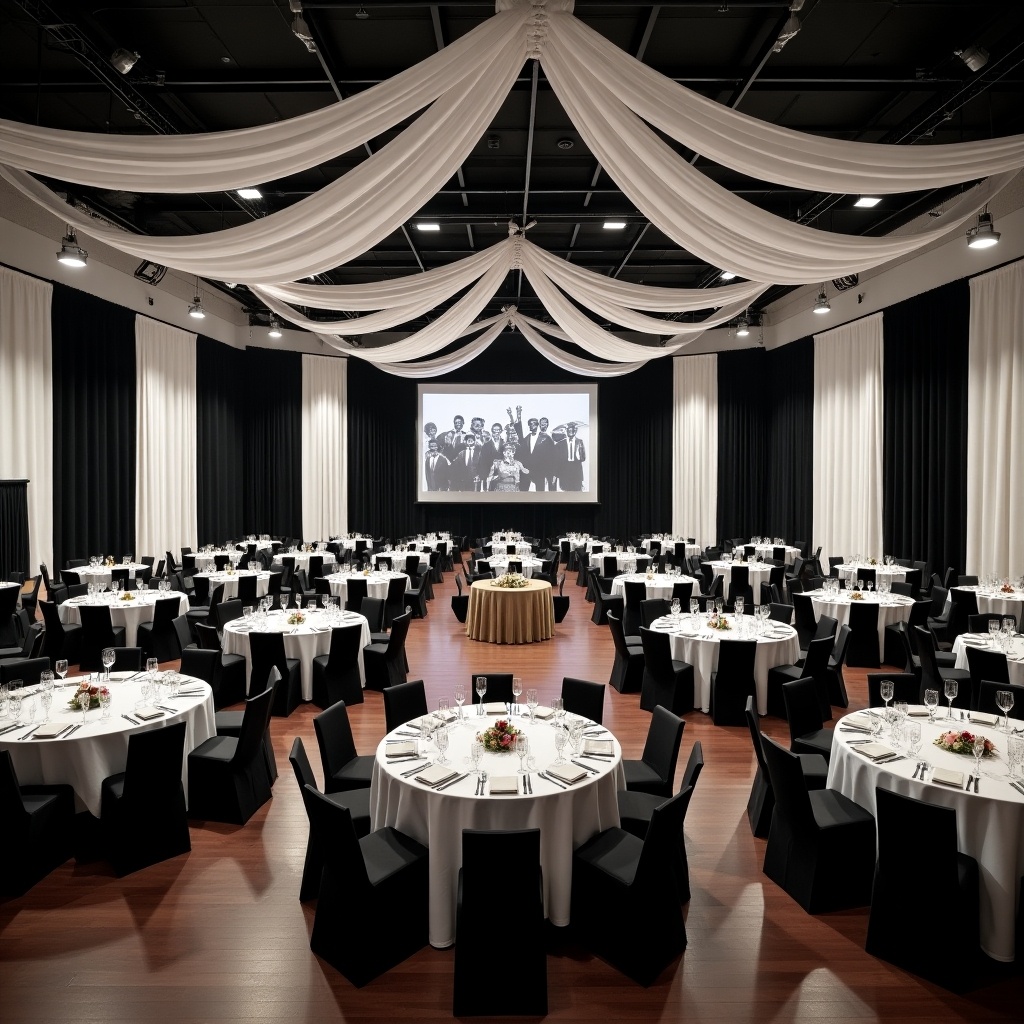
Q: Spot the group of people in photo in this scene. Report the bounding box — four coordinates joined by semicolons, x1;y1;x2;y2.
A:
423;404;587;493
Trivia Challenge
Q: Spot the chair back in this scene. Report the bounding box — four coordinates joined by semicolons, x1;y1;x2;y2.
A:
745;696;770;776
782;676;825;741
792;593;817;647
769;602;793;623
469;673;514;704
968;612;1016;634
234;574;258;606
79;604;120;667
913;625;945;696
640;705;685;787
639;626;675;679
730;564;749;590
343;576;368;612
384;575;408;626
965;645;1010;701
866;672;920;707
560;677;605;724
212;599;243;629
173;614;193;655
110;647;143;671
760;735;816;841
716;638;757;682
326;623;363;673
635;785;693;891
813;614;839;642
0;656;50;688
671;580;693;604
300;784;371;892
308;556;324;581
248;632;290;693
383;679;428;732
976;679;1024;720
360;596;386;633
313;700;360;777
195;622;223;651
681;739;704;791
231;680;277;768
288;734;318;792
875;787;960;892
461;826;541;899
121;720;187;804
946;589;978;645
386;611;411;659
640;598;671;628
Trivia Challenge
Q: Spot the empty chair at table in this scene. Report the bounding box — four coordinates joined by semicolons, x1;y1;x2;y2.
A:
709;639;757;726
383;679;429;732
782;677;834;762
621;580;647;639
638;627;694;715
964;645;1010;709
946;588;979;646
976;679;1024;721
313;700;374;794
248;631;302;717
363;611;411;691
560;676;605;724
136;596;182;663
866;672;920;707
469;671;514;705
607;613;643;694
343;576;368;614
846;601;880;668
914;625;971;710
622;705;685;798
311;624;364;709
77;604;127;672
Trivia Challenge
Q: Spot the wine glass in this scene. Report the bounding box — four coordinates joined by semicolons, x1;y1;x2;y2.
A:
905;720;923;761
475;676;487;715
437;696;450;722
40;688;53;722
146;657;159;679
734;595;744;617
996;690;1014;733
988;618;1001;646
924;688;939;722
972;734;986;779
553;725;567;765
512;676;523;715
551;696;563;728
670;598;681;619
689;597;700;627
10;692;23;726
99;688;112;719
102;647;115;682
435;724;450;765
453;682;466;721
470;739;484;778
526;687;538;723
944;678;958;719
295;593;303;610
515;734;529;774
56;659;68;689
879;678;894;718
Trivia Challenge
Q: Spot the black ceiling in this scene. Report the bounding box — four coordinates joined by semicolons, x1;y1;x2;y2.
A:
2;0;1024;333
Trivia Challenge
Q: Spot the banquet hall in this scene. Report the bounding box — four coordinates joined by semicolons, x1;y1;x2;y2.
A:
1;1;1024;1021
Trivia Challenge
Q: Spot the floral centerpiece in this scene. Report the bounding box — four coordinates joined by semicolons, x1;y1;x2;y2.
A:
850;591;864;601
867;557;878;565
707;611;731;631
933;729;996;756
493;571;529;589
476;718;521;753
68;681;109;710
1001;582;1015;594
119;591;135;602
287;611;306;625
104;556;115;567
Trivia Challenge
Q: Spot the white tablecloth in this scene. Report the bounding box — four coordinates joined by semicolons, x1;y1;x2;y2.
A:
409;537;454;554
279;551;336;574
73;563;148;589
191;570;270;602
487;555;545;579
733;543;801;566
836;563;907;586
558;537;605;554
370;713;624;947
807;591;915;661
945;585;1024;620
193;550;244;571
0;673;215;815
589;551;648;572
611;573;701;602
703;561;773;604
828;709;1024;961
60;593;190;647
328;571;408;603
221;608;370;700
373;551;428;570
485;541;533;556
952;633;1024;684
641;538;700;557
651;614;800;715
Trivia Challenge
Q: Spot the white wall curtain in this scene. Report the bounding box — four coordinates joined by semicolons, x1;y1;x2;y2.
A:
0;266;53;572
967;260;1024;577
302;355;348;540
813;312;884;564
672;355;717;545
135;316;196;560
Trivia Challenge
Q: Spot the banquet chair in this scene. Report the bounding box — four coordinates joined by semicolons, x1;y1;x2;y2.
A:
313;700;375;794
289;737;371;902
311;624;364;709
760;735;876;913
889;581;913;597
781;677;834;762
194;623;247;709
108;647;142;671
40;563;68;605
20;574;42;620
671;580;694;606
300;784;428;987
570;784;689;986
965;646;1011;708
363;611;411;690
865;672;920;707
0;656;50;689
100;720;190;876
791;593;818;653
136;596;182;663
865;788;979;989
375;555;393;572
39;599;81;665
914;626;971;709
575;546;590;588
769;601;794;623
469;672;514;706
728;565;750;609
173;613;195;654
588;569;623;625
561;676;605;724
823;623;852;708
383;678;428;732
634;556;650;573
211;596;243;629
617;581;645;642
78;604;127;672
383;575;408;627
945;587;978;646
883;598;929;667
0;749;75;898
187;683;276;825
0;609;43;660
248;631;302;717
766;636;832;720
926;585;951;644
343;576;368;614
61;568;82;587
622;705;685;798
845;601;880;668
968;612;1017;634
307;556;324;583
552;572;570;623
234;573;258;607
744;696;827;838
617;740;704;903
602;554;619;579
454;829;546;1015
451;573;470;623
958;574;979;587
638;627;694;715
640;598;671;629
607;613;644;694
709;639;757;726
976;679;1024;721
404;571;428;619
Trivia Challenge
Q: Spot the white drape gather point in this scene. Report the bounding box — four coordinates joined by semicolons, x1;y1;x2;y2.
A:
301;355;348;539
812;313;884;565
134;316;196;560
966;260;1024;577
673;355;718;544
0;266;53;572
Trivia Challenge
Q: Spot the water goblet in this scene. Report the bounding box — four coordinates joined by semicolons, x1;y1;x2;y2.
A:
475;675;487;715
470;739;484;778
996;690;1014;733
512;676;523;715
671;598;681;619
419;717;432;758
924;688;939;722
972;734;987;780
551;696;563;728
56;659;68;688
25;695;37;724
879;678;894;718
689;597;700;627
99;689;112;719
553;725;567;765
454;682;466;721
715;598;724;615
40;689;53;722
734;595;744;617
989;619;1001;646
516;734;529;774
146;657;159;678
944;679;958;719
102;647;115;682
438;696;450;722
435;724;450;765
569;719;585;755
1003;617;1016;643
1008;735;1024;780
40;669;54;693
526;687;538;723
295;594;303;610
139;681;153;711
10;692;23;726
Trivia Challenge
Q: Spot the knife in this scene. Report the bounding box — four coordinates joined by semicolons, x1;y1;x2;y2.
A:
18;725;40;740
538;771;568;789
399;761;429;777
974;775;980;794
571;759;598;774
966;775;974;791
436;772;470;791
122;713;140;725
525;773;532;794
65;723;83;736
156;704;178;714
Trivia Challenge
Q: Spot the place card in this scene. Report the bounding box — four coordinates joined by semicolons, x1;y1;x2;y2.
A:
931;766;965;788
855;742;895;761
546;763;587;785
415;764;458;787
385;741;417;757
488;776;519;794
583;738;614;755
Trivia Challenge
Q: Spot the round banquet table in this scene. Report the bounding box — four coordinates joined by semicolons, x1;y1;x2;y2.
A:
828;707;1024;961
409;537;453;553
466;579;554;644
191;570;270;602
370;712;624;947
702;560;773;604
649;612;800;715
807;589;915;662
279;551;336;573
222;608;370;700
193;550;244;571
486;554;545;579
733;543;801;566
59;592;190;647
0;672;215;816
945;584;1024;620
74;563;149;589
558;537;604;555
484;540;533;556
611;572;701;602
589;551;648;572
372;550;428;570
952;632;1024;684
641;538;700;558
334;535;375;554
328;570;408;603
1;579;21;609
836;562;907;586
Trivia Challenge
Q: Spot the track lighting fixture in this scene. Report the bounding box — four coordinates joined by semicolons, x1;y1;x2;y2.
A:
268;315;283;339
736;316;750;338
56;228;88;267
188;278;206;319
110;48;139;74
966;210;1000;249
813;284;830;314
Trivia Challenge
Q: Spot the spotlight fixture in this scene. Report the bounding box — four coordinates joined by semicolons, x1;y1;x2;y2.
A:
736;316;750;338
110;48;139;74
355;6;369;19
813;285;831;315
268;315;283;339
603;220;626;230
236;187;262;199
416;222;441;232
955;45;989;73
719;270;737;281
289;1;317;53
56;228;88;267
854;196;881;208
966;210;1000;249
188;278;206;319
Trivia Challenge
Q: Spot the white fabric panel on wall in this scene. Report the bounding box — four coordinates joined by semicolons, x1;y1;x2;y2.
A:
0;266;53;572
966;260;1024;577
134;316;196;561
672;355;717;545
302;355;348;540
812;313;884;565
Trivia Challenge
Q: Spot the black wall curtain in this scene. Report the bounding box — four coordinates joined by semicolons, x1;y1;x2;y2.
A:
243;347;303;539
345;332;673;543
883;279;969;578
196;336;247;545
0;480;30;578
51;283;136;573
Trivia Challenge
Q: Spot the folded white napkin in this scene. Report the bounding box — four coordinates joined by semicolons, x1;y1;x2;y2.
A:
134;706;164;720
546;763;587;785
931;766;964;788
32;722;68;739
856;742;895;761
969;712;999;726
483;701;509;715
583;738;614;755
415;764;458;787
385;741;417;757
488;775;519;794
531;705;555;719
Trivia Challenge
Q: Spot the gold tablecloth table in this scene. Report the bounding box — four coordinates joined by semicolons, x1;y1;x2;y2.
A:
466;578;554;644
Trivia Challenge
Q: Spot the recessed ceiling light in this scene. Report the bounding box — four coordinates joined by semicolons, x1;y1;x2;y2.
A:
719;270;736;281
416;223;441;232
603;221;626;230
854;196;881;208
237;187;262;199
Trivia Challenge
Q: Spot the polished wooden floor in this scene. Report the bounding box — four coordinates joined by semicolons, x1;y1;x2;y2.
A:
2;569;1021;1022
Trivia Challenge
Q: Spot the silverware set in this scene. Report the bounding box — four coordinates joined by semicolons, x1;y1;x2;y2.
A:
965;774;980;793
434;772;469;791
538;771;568;789
911;761;928;780
571;759;598;775
399;761;429;777
122;713;140;725
523;772;532;794
474;771;488;796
